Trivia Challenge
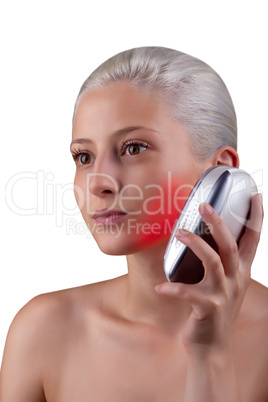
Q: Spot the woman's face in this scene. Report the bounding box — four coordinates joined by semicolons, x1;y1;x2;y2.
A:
71;81;208;255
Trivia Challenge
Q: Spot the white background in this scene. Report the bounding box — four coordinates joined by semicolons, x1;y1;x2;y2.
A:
1;0;267;361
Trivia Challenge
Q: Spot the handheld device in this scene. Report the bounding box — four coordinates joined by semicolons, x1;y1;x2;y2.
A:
163;165;258;284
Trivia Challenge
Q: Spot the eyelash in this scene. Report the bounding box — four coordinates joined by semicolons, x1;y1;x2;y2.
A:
71;148;92;163
71;140;149;166
120;140;148;156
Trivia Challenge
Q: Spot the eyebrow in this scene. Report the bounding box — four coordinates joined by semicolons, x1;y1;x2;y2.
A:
70;126;155;148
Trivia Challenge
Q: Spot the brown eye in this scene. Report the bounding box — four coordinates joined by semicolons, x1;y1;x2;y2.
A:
79;153;94;165
128;144;141;155
123;142;148;156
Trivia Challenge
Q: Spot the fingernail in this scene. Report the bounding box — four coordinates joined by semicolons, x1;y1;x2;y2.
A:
176;228;190;237
258;193;263;205
199;203;213;215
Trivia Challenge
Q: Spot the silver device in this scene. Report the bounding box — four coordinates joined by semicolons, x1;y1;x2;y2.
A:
164;165;258;284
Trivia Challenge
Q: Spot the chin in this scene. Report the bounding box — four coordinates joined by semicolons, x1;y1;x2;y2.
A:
93;230;170;256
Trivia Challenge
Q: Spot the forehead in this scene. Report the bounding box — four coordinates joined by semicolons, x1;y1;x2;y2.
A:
71;81;195;164
72;82;171;135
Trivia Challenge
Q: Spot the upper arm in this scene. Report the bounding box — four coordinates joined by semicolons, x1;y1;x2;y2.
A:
0;296;49;402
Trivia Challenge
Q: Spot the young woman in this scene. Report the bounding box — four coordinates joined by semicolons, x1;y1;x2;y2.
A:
0;47;267;402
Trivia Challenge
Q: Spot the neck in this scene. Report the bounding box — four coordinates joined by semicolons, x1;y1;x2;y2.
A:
123;241;191;333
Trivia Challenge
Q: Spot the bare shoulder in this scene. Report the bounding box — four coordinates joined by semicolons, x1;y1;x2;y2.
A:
244;279;268;317
7;277;121;341
239;279;268;333
0;277;123;402
237;279;268;364
234;279;268;399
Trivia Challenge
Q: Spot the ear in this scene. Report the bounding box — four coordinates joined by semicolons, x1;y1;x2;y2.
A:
211;146;239;168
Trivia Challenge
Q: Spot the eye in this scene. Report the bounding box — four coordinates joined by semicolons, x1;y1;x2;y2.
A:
121;141;148;156
79;153;94;165
72;151;95;166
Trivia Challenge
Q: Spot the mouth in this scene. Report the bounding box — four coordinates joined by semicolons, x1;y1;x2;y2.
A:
92;209;127;225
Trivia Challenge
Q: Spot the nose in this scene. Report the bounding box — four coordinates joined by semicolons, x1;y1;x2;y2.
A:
88;172;120;197
87;153;121;197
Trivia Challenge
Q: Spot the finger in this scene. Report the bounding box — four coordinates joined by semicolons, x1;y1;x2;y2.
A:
155;281;217;320
199;203;239;278
155;281;205;305
239;193;263;267
174;228;225;286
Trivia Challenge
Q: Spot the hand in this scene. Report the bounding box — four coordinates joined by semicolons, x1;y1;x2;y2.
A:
156;193;263;355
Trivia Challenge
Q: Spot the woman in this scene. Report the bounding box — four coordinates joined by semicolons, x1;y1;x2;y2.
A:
0;47;267;401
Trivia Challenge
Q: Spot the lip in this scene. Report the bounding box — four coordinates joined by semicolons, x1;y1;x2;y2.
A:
92;209;127;225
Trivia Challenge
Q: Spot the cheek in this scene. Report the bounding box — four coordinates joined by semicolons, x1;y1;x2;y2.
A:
73;174;85;211
143;175;192;216
72;169;197;253
128;174;194;245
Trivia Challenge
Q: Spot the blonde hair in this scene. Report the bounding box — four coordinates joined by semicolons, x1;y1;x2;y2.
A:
74;47;237;160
